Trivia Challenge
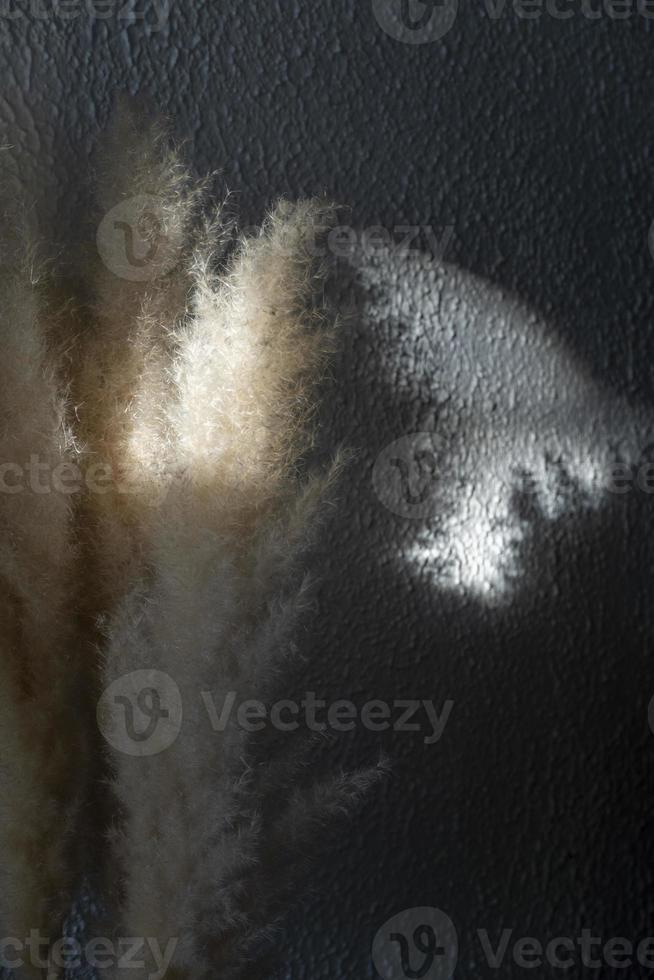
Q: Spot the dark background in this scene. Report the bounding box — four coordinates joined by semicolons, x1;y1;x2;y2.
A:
2;1;654;977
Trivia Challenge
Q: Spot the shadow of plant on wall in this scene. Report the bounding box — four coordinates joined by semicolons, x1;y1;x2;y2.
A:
356;244;654;604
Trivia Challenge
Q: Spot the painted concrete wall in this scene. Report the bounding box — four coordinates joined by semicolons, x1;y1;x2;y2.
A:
2;1;654;976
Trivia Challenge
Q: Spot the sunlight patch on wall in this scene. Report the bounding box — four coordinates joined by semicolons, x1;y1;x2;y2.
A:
358;245;650;603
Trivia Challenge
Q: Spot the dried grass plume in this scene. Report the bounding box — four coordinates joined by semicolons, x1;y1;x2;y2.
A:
0;102;381;979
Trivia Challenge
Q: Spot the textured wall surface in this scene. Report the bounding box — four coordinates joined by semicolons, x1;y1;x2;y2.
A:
2;1;654;977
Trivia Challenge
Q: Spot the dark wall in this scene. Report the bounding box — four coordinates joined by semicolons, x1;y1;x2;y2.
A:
3;1;654;977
